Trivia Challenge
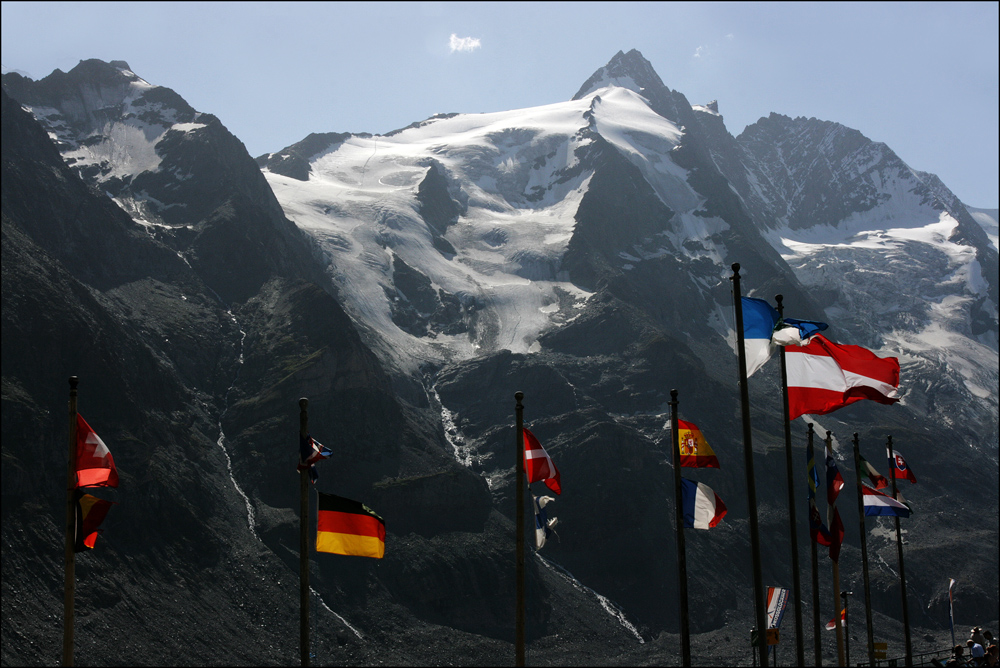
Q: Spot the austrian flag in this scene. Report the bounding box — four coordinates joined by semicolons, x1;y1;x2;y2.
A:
785;334;900;420
523;428;561;495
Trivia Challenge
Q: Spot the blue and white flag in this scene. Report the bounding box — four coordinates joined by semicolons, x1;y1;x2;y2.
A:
680;478;727;529
532;494;558;549
740;297;781;377
862;485;911;517
739;297;828;376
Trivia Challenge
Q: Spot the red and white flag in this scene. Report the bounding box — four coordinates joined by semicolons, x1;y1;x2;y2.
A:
75;414;119;488
523;428;561;495
785;334;900;420
825;607;847;630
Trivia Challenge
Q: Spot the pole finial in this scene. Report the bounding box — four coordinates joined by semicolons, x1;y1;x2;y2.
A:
299;397;308;410
68;376;78;390
670;388;678;401
515;391;524;404
731;262;741;275
775;294;783;305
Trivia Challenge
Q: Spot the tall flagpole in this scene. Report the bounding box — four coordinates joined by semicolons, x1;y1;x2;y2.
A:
669;390;691;667
887;435;912;665
807;423;823;667
827;432;845;667
63;376;79;667
515;391;525;667
299;398;309;668
775;295;805;667
730;263;769;665
851;433;877;667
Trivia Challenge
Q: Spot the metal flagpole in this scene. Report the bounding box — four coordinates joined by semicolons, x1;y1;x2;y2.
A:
730;263;769;665
515;391;526;667
887;435;913;665
775;294;806;667
807;423;823;667
841;591;851;667
299;398;310;668
669;390;691;667
63;376;79;667
851;433;877;667
827;432;845;667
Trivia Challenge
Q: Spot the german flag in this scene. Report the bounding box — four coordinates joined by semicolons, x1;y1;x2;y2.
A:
317;493;385;559
74;491;114;552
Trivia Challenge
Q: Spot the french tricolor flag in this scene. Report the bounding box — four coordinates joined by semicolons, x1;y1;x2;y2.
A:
680;478;727;529
785;334;900;420
862;484;911;517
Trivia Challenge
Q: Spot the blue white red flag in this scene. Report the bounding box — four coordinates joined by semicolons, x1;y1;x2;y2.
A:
825;445;845;507
298;434;332;483
680;478;727;529
891;450;917;483
862;484;911;517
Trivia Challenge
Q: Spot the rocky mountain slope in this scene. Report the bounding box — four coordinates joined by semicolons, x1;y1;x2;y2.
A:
3;50;997;666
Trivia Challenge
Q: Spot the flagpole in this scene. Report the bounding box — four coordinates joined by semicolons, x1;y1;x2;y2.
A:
851;433;877;667
807;423;823;667
828;432;845;667
515;391;526;667
669;390;692;667
887;435;912;665
775;295;806;667
730;263;769;665
63;376;79;667
299;398;309;668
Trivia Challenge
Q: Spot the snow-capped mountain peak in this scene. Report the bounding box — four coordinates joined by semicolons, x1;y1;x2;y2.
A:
572;48;668;101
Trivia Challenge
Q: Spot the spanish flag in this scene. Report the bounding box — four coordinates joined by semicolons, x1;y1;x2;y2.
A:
317;493;385;559
676;420;720;468
74;491;114;552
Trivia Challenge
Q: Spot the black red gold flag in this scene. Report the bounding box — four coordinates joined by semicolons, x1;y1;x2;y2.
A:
316;493;385;559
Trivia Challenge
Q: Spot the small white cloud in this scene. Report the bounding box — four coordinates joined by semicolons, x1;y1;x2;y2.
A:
726;33;734;40
449;33;482;53
693;45;707;59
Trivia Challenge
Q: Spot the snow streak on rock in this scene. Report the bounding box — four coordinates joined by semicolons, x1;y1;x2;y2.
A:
536;553;645;643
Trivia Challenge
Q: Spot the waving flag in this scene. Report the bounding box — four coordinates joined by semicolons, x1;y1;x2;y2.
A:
859;454;889;489
316;493;385;559
75;415;118;488
297;434;332;483
676;420;720;468
948;578;956;646
862;484;911;517
825;446;845;507
740;297;781;377
825;608;848;630
523;428;561;495
785;334;900;420
828;507;845;563
806;432;832;545
740;297;829;376
680;477;727;529
891;450;917;483
532;494;558;549
73;492;115;552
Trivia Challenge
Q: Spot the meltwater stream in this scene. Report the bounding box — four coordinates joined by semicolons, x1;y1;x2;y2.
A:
215;311;258;540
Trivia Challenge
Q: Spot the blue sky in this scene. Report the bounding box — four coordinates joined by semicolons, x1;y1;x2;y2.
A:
2;1;997;206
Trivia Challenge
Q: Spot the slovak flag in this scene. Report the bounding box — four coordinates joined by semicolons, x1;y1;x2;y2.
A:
523;428;561;495
862;484;911;517
680;477;727;529
785;334;900;421
891;450;917;483
75;414;119;488
298;434;332;483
